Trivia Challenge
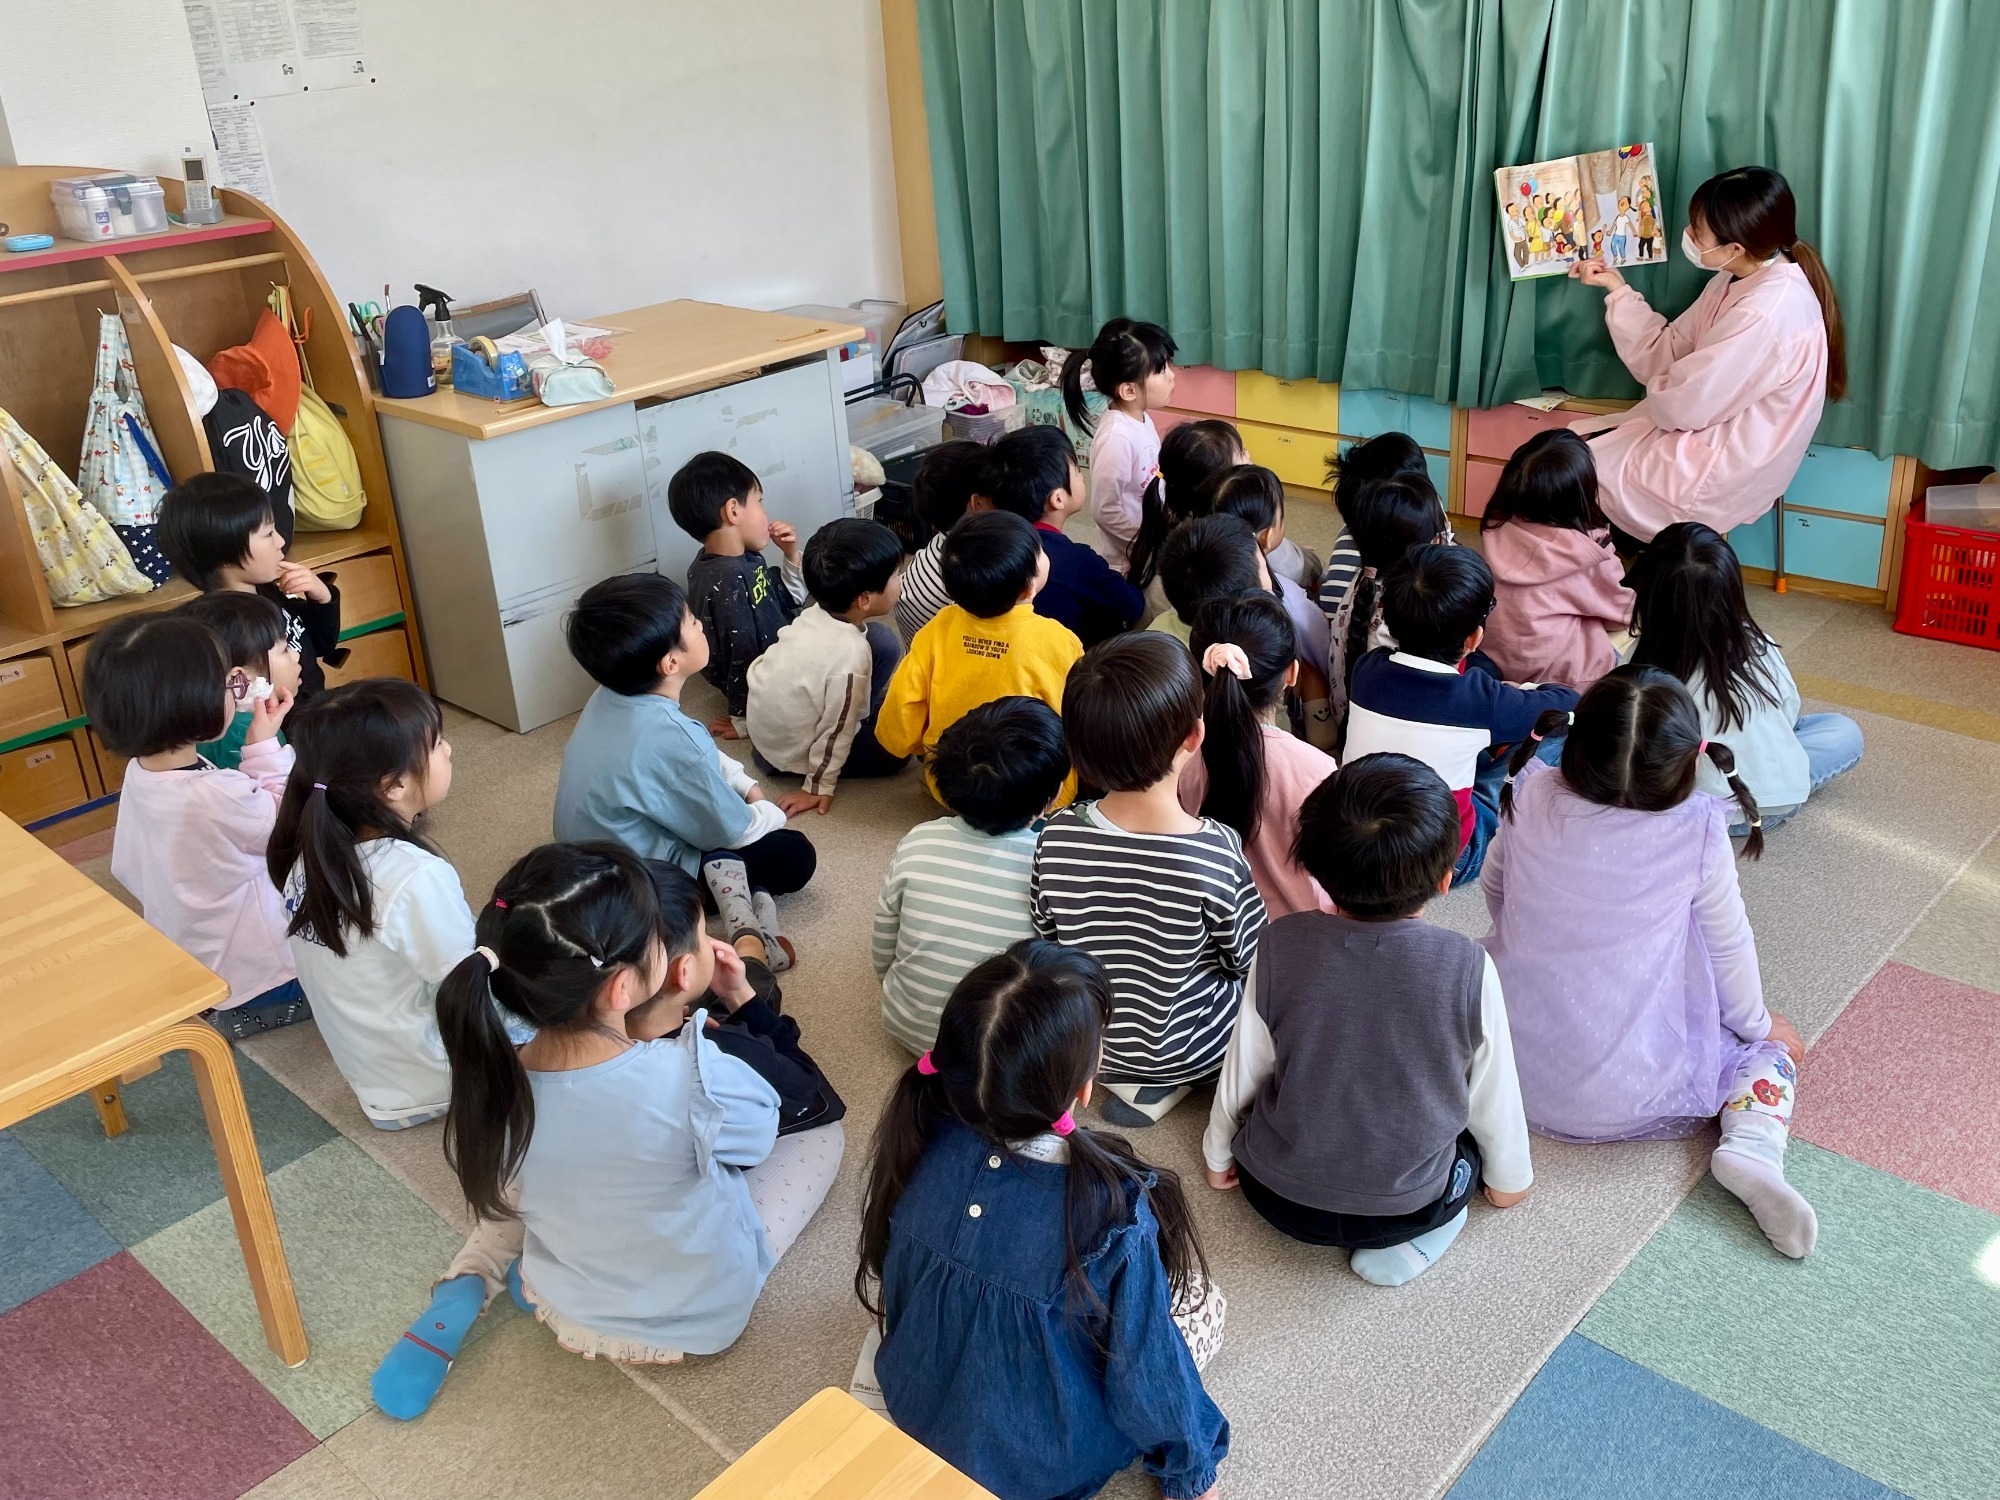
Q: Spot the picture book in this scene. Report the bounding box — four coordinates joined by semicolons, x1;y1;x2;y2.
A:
1496;143;1665;279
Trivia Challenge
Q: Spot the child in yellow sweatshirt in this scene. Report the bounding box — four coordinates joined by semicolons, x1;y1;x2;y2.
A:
876;511;1083;803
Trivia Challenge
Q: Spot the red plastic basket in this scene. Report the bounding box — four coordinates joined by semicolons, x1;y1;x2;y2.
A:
1894;498;2000;650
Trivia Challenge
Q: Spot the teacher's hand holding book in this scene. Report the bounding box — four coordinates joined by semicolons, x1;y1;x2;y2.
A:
1570;258;1627;292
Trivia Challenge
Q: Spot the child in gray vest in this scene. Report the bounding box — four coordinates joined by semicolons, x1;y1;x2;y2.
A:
1201;752;1534;1285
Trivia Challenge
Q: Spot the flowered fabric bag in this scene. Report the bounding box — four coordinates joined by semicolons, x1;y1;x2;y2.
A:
1;406;152;605
78;312;175;582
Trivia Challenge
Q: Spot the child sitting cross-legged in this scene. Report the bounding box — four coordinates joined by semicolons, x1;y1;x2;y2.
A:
555;572;812;969
855;940;1229;1500
875;510;1083;804
746;517;909;816
176;590;302;770
1203;752;1533;1285
1033;633;1266;1126
979;423;1143;646
372;842;844;1416
664;451;806;740
1483;666;1818;1257
1345;544;1578;885
873;696;1072;1053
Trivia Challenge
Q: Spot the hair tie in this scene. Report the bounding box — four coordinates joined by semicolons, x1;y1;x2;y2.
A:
1528;729;1543;743
1750;818;1764;830
1697;738;1709;754
1051;1110;1076;1137
916;1052;938;1076
311;782;326;791
493;899;508;910
1200;642;1252;681
475;946;500;972
1565;711;1575;725
586;955;604;969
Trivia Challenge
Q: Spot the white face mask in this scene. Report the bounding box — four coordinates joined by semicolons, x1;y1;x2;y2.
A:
1682;227;1728;269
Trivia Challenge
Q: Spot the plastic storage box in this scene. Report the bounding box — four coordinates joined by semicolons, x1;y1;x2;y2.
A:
1922;481;2000;534
847;395;945;463
1894;496;2000;651
50;173;169;242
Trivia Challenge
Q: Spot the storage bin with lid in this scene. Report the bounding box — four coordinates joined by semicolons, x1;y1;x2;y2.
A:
847;395;945;463
50;173;167;242
1923;481;2000;535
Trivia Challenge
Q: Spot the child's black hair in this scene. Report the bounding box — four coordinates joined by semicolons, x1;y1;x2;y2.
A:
1626;522;1783;733
438;842;667;1221
639;858;708;962
1337;471;1448;687
928;697;1070;835
82;613;230;756
177;589;288;678
909;440;990;547
1202;463;1286;535
941;511;1041;618
1132;418;1242;589
1500;663;1764;859
980;423;1075;525
1058;318;1177;434
856;938;1208;1326
665;450;760;541
566;573;691;696
1380;544;1495;664
1189;593;1301;844
802;517;904;614
1061;632;1204;793
1160;514;1267;626
267;679;446;956
156;472;275;590
1479;429;1605;535
1326;431;1429;524
1292;752;1461;918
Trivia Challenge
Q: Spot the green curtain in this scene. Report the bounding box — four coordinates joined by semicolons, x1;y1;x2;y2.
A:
919;0;2000;467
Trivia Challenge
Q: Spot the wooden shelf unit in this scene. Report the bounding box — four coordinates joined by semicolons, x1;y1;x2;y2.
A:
0;166;426;841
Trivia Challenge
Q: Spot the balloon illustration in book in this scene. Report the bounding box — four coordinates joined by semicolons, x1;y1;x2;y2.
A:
1494;142;1665;279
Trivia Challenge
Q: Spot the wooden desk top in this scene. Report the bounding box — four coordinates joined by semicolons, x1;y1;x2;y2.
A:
0;816;226;1127
693;1389;995;1500
373;299;865;441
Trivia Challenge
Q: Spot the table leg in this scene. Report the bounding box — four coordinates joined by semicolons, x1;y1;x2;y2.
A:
90;1079;128;1137
174;1020;310;1368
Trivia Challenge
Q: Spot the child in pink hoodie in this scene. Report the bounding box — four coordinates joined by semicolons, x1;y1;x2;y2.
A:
1479;430;1632;689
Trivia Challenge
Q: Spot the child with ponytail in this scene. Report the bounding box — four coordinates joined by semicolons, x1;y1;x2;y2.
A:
1325;472;1454;707
1181;594;1338;918
373;841;843;1416
267;679;467;1130
1483;666;1819;1258
1319;432;1433;622
1133;418;1245;602
856;940;1229;1500
1059;318;1178;576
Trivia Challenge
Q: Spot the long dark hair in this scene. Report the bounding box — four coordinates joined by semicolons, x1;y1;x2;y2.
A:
1341;473;1448;691
1689;167;1846;402
1059;318;1176;434
1626;522;1782;732
267;679;445;956
1190;593;1297;843
1479;429;1605;535
855;939;1208;1326
1132;418;1241;589
437;842;665;1222
1500;665;1764;858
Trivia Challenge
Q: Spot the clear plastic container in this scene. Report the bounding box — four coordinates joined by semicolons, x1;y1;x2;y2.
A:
50;174;168;241
847;395;946;462
1924;482;2000;534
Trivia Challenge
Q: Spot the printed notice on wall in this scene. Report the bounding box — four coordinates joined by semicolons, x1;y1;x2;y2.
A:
293;0;369;91
209;102;278;207
183;0;369;101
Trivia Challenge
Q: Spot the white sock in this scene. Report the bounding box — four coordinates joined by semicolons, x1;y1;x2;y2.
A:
1349;1207;1468;1287
1711;1111;1817;1258
701;855;758;942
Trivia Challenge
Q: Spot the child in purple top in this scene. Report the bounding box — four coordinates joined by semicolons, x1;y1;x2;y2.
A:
1480;665;1818;1258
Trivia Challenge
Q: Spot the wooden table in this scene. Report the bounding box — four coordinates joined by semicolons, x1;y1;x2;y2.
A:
693;1389;995;1500
0;815;308;1366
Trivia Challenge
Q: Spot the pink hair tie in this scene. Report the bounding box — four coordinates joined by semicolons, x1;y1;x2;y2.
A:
493;899;508;910
1697;738;1709;754
1527;730;1543;743
916;1052;939;1076
1200;642;1252;681
1051;1110;1076;1136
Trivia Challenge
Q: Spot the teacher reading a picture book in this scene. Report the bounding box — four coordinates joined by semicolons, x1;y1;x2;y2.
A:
1568;166;1845;547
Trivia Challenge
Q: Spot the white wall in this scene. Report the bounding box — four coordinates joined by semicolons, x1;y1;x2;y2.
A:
0;0;903;318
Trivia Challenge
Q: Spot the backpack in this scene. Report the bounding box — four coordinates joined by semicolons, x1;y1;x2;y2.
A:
270;286;365;530
205;388;295;544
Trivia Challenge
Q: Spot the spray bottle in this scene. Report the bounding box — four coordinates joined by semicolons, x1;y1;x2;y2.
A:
415;285;459;386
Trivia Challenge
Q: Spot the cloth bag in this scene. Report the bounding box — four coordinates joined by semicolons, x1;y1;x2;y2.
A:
1;407;152;605
78;313;176;583
270;286;366;529
207;307;302;432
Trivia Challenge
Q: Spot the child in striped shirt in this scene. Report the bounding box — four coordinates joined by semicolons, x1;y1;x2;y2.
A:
1032;634;1266;1126
872;698;1072;1053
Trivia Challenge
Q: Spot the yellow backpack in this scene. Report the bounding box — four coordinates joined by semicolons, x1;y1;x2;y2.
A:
270;286;366;530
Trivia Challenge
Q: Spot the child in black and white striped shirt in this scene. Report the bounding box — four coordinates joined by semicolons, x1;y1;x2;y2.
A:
1031;633;1266;1126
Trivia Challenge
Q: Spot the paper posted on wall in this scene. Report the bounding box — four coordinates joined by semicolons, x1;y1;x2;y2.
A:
1495;143;1666;280
208;102;277;207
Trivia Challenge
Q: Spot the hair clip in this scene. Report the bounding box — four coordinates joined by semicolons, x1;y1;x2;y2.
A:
915;1052;938;1076
1051;1110;1076;1136
475;946;500;972
1200;642;1252;681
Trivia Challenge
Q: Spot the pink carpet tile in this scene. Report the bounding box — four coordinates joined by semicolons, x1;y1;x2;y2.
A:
0;1252;313;1500
1792;961;2000;1214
